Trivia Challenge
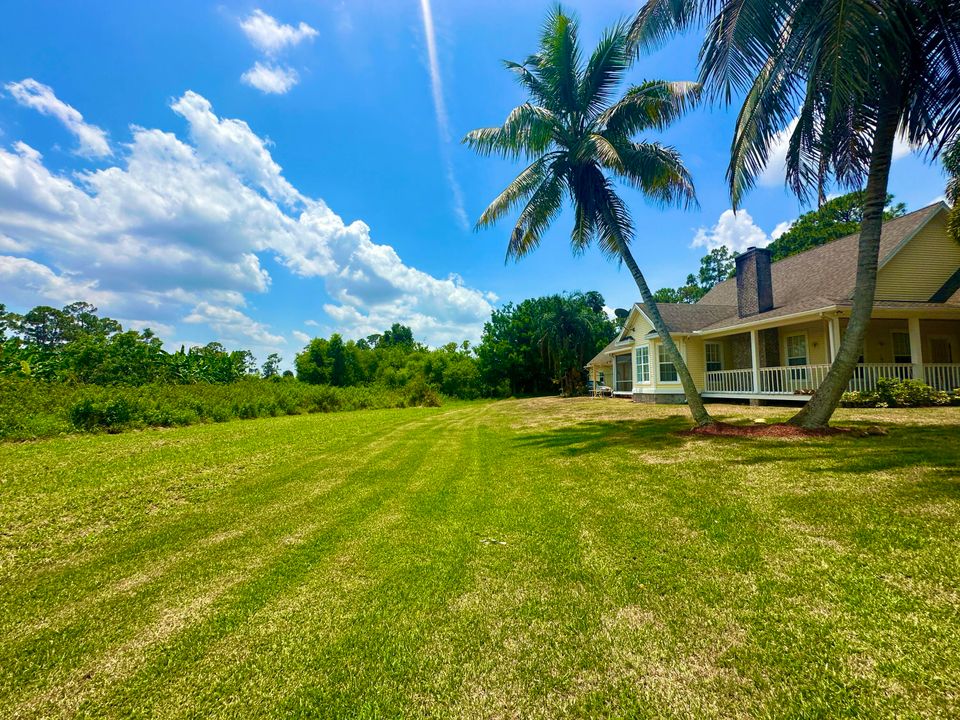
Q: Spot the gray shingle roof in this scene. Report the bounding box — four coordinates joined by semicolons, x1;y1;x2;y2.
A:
645;202;951;334
699;203;945;309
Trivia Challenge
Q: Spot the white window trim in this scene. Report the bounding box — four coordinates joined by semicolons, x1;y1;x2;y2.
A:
783;332;809;367
635;344;651;384
656;342;681;385
891;330;912;364
705;341;723;372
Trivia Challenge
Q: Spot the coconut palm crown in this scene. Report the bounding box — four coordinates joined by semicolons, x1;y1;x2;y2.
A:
464;7;714;426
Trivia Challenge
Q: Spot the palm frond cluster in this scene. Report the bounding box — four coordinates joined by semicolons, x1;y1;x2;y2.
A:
464;8;700;262
631;0;960;206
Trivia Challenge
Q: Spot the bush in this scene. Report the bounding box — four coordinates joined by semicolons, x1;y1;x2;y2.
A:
0;377;436;441
404;378;442;407
840;378;955;408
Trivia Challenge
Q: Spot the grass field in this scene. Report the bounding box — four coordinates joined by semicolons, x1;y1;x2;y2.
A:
1;398;958;719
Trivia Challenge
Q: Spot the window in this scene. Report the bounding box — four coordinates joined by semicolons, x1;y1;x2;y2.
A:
892;332;912;364
785;334;808;366
658;345;678;382
598;371;604;384
635;345;650;383
705;342;722;372
786;334;808;382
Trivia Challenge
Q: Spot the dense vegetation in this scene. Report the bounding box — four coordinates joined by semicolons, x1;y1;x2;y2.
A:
476;291;615;396
652;191;908;304
0;291;616;440
0;378;426;442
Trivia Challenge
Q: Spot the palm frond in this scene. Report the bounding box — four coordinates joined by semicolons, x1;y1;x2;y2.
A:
476;154;561;230
598;80;702;137
462;104;557;159
506;172;566;261
614;140;698;210
579;20;631;117
537;5;583;117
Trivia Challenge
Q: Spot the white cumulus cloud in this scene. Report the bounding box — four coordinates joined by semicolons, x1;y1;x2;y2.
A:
291;330;311;344
240;9;318;55
0;88;494;353
5;79;111;158
241;62;300;95
692;209;771;253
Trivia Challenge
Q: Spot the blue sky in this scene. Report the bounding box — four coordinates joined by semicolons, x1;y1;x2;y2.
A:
0;1;949;364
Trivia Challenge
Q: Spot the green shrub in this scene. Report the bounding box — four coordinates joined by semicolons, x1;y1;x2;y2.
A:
0;377;435;441
841;378;955;408
404;378;442;407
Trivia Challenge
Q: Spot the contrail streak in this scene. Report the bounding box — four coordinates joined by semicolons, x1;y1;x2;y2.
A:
419;0;469;228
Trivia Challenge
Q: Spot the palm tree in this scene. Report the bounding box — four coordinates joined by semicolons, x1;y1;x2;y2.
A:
630;0;960;428
946;139;960;242
464;7;714;426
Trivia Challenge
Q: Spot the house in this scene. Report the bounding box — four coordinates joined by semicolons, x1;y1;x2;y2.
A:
586;201;960;403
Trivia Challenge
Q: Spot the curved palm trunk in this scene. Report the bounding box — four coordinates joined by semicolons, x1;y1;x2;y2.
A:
789;101;900;429
620;243;714;427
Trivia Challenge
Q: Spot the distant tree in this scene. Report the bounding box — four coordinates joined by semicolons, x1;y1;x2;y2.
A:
17;306;68;349
261;353;282;378
697;247;736;287
538;293;614;395
767;191;906;262
378;324;415;350
477;292;615;396
652;280;704;304
295;338;331;385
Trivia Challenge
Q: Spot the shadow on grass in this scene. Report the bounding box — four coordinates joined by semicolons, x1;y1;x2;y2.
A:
516;417;960;486
514;417;690;456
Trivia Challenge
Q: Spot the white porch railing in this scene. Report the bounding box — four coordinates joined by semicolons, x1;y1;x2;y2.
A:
704;363;960;396
924;364;960;391
704;368;754;393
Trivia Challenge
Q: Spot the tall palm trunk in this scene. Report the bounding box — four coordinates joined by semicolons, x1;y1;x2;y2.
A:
789;99;901;429
619;243;714;427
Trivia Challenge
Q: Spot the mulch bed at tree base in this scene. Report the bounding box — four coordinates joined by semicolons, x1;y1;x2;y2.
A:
680;422;889;439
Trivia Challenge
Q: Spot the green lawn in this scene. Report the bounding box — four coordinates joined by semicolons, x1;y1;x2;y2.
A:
1;399;958;719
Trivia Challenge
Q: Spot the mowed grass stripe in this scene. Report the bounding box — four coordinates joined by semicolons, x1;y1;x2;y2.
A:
0;407;441;637
1;406;472;717
1;399;958;718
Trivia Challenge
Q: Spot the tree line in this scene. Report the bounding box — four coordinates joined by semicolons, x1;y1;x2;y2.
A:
0;290;615;399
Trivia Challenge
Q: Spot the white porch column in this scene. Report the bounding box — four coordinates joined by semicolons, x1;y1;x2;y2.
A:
750;329;761;393
828;317;841;362
908;316;923;381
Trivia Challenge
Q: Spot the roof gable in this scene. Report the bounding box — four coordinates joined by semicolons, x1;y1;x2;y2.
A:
697;202;946;310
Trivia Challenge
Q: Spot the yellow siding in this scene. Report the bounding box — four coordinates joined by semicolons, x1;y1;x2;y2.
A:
683;337;706;390
876;213;960;301
921;320;960;363
860;318;910;363
624;309;654;338
779;320;829;364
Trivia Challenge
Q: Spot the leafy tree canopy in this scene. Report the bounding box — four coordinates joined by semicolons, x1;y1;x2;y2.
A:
767;191;906;262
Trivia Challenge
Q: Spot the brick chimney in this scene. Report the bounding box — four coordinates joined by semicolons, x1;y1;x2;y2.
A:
735;246;773;317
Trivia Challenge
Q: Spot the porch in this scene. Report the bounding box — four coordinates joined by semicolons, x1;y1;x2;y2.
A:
701;316;960;401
